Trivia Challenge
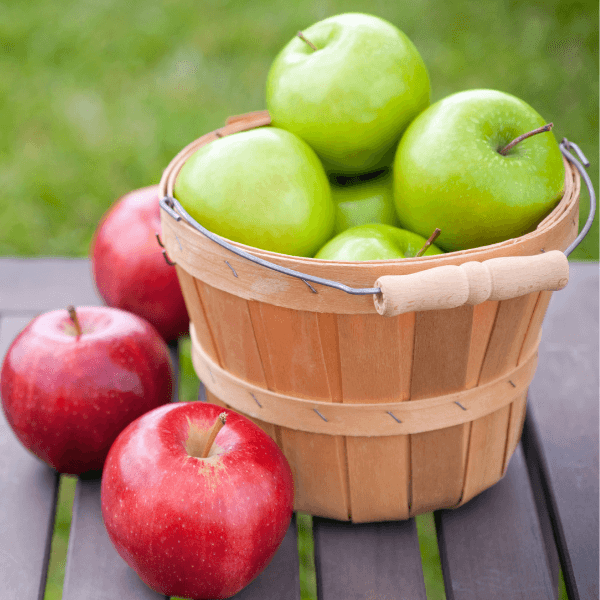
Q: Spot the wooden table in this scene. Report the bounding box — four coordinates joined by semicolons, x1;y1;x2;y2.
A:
0;258;597;600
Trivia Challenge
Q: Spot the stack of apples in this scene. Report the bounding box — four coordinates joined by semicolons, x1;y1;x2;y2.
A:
174;13;565;262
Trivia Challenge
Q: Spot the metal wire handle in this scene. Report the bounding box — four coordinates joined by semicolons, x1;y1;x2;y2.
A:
159;139;595;295
559;139;596;256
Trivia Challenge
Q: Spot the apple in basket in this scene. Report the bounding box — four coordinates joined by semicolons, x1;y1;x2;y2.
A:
330;169;400;235
315;223;444;261
91;185;189;342
173;126;335;257
0;306;173;474
101;402;294;600
266;13;431;175
393;89;565;252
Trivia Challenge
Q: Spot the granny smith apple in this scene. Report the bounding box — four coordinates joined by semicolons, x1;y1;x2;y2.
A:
314;223;443;261
266;13;431;175
174;127;335;257
330;169;400;235
393;89;565;252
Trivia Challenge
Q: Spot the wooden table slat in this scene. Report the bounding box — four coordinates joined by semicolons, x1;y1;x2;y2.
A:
522;263;599;600
1;257;597;600
436;443;556;600
229;516;301;600
0;315;60;600
0;258;101;312
313;517;427;600
521;434;561;592
62;477;168;600
62;335;180;599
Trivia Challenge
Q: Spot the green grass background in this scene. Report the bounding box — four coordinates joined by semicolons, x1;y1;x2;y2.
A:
2;1;596;599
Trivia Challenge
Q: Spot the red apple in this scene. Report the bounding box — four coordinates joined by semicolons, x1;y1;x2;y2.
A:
91;185;189;342
100;402;294;599
0;306;173;474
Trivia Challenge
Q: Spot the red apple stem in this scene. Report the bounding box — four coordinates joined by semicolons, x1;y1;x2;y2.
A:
498;123;553;156
416;228;442;257
297;31;318;51
200;413;227;458
67;305;82;336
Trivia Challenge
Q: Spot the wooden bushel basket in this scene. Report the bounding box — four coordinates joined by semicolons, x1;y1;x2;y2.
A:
159;111;580;522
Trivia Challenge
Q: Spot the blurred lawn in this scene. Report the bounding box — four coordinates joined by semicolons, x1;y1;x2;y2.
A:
0;0;597;259
2;2;596;600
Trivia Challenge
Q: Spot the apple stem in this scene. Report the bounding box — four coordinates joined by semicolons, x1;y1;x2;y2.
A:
498;123;554;156
416;228;442;257
67;305;82;337
200;413;227;458
297;31;318;51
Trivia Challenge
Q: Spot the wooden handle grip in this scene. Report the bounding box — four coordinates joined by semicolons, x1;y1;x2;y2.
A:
373;250;569;317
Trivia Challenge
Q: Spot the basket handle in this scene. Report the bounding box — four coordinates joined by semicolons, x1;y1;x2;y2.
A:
373;250;569;317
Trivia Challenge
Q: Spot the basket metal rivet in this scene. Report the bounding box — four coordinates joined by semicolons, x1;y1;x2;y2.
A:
208;367;215;383
225;261;238;277
387;411;402;424
250;392;262;408
455;401;467;411
175;233;183;252
540;248;546;253
509;380;517;388
302;279;318;293
162;250;176;266
314;408;328;422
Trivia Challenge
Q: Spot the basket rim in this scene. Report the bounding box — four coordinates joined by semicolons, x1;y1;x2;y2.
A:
158;109;579;272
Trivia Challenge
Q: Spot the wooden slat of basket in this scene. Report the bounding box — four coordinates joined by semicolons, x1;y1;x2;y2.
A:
338;312;414;521
196;284;266;386
252;302;350;520
465;301;499;388
409;305;473;515
175;267;221;364
460;405;512;505
192;282;281;440
519;290;553;363
459;291;541;505
502;390;528;476
478;293;541;384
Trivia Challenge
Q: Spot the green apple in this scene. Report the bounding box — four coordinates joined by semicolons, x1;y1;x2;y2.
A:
173;127;335;257
393;89;565;252
314;223;443;261
266;13;431;175
331;170;399;235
